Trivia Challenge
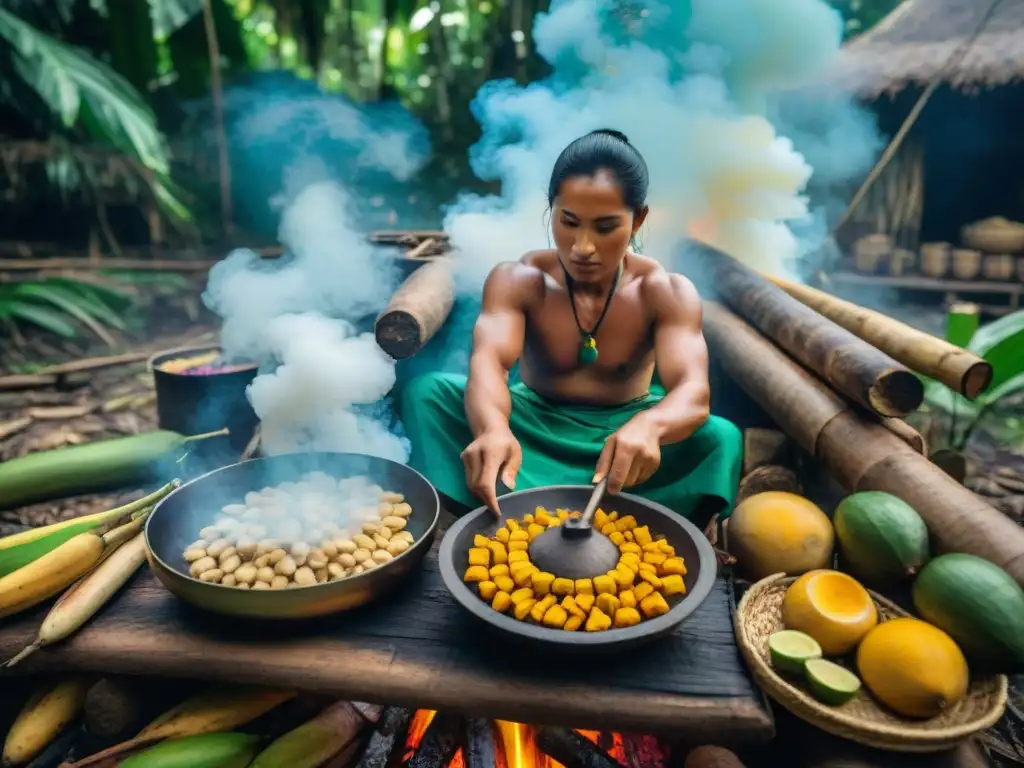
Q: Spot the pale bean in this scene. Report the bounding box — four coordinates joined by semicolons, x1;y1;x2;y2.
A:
190;557;216;577
353;548;371;563
335;539;357;554
381;516;407;531
222;574;237;587
375;526;393;540
395;531;414;544
391;502;413;518
183;548;207;563
321;540;338;558
256;539;280;555
361;521;380;535
268;548;288;565
353;534;376;551
352;565;365;575
217;546;237;564
338;553;357;569
314;567;329;583
377;503;395;518
236;539;258;559
387;539;409;556
234;564;257;584
381;491;405;504
214;518;237;534
372;549;393;564
327;563;345;580
205;538;230;559
199;569;224;583
220;554;242;574
308;549;328;569
275;555;297;577
252;581;271;590
293;566;317;586
254;553;271;569
235;582;251;590
244;491;263;507
199;526;220;541
256;566;276;583
271;575;291;589
362;560;377;571
188;539;210;551
373;534;391;550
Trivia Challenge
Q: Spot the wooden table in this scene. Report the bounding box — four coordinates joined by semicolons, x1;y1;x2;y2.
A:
0;551;772;744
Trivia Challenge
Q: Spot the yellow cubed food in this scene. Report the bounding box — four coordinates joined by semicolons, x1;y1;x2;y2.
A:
618;558;639;574
509;530;529;542
640;591;670;618
596;593;621;615
509;558;533;573
542;605;568;629
494;575;515;593
535;511;553;526
619;589;637;609
551;577;575;596
574;578;594;595
594;509;609;528
530;594;558;623
620;542;642;555
615;515;637;532
489;564;510;578
492;591;512;612
661;574;687;596
657;540;676;556
464;566;489;582
513;599;536;621
607;511;619;522
522;513;535;525
510;587;534;605
508;540;529;552
557;509;570;521
495;528;510;543
593;575;617;595
633;526;653;546
609;531;626;546
643;551;667;567
623;531;635;542
531;571;556;596
506;519;520;532
641;542;662;553
600;522;618;536
613;607;642;628
527;523;546;540
488;542;509;565
610;567;635;588
473;534;490;548
562;596;586;618
546;518;562;528
638;562;657;575
534;506;547;516
585;607;612;632
507;550;530;564
467;548;490;567
633;581;655;601
661;557;687;576
513;566;538;587
564;614;584;631
574;593;595;612
639;570;663;588
478;581;498;601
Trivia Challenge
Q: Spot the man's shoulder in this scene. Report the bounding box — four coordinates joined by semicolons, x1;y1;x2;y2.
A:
483;254;549;307
632;256;697;298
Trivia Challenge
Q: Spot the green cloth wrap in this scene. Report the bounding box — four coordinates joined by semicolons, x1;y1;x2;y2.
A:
399;372;743;521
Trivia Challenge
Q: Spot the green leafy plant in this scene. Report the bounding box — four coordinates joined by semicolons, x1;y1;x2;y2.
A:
0;278;132;345
921;309;1024;451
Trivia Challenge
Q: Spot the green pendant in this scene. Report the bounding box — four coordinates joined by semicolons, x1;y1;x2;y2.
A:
579;334;599;365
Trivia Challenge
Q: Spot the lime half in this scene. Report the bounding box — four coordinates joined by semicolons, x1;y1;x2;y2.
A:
805;659;862;706
768;630;823;676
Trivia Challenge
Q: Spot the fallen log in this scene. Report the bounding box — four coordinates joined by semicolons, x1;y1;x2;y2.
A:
770;276;992;399
535;727;626;768
406;712;464;768
375;259;455;360
702;301;1024;588
353;706;415;768
464;719;498;768
689;243;922;417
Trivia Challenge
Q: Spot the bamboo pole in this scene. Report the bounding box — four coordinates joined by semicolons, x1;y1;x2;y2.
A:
702;301;1024;588
769;277;992;399
374;259;456;359
689;242;923;417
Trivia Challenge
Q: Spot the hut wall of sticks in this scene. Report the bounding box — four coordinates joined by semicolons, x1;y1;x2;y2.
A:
827;0;1024;283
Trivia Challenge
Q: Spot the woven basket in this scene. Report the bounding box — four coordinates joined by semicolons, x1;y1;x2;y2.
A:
920;243;952;278
952;249;981;280
983;254;1015;281
734;574;1007;753
962;218;1024;253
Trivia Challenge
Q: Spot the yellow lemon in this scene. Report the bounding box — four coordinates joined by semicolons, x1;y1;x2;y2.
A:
728;492;834;581
781;569;878;655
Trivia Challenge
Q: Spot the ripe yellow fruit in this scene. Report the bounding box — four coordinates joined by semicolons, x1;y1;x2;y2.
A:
857;618;969;719
727;492;834;581
782;569;878;655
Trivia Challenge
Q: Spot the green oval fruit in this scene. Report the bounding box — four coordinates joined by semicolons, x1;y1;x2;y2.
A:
768;630;822;676
804;659;862;706
833;491;929;587
119;732;259;768
913;553;1024;674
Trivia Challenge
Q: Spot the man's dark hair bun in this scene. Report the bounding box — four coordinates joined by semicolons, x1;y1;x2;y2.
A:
589;128;630;144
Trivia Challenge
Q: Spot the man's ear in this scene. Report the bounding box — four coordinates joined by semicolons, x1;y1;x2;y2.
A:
632;205;649;234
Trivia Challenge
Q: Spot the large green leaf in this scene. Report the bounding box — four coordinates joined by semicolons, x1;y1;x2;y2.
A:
13;283;117;345
967;310;1024;395
5;301;78;339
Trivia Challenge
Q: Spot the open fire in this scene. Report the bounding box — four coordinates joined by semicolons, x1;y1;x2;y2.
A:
396;709;669;768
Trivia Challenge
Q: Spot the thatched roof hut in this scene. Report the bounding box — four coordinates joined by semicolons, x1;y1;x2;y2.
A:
830;0;1024;98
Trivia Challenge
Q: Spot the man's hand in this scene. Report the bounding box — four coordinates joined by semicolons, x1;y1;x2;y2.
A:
461;427;523;516
593;415;662;495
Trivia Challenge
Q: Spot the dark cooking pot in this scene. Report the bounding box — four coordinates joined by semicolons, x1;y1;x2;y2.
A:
439;486;717;651
145;452;439;620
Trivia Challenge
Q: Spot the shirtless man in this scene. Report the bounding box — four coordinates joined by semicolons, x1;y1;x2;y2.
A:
401;129;742;524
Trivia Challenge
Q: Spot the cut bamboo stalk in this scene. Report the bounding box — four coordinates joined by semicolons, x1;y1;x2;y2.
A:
689;243;923;417
769;277;992;399
702;301;1024;588
375;259;455;360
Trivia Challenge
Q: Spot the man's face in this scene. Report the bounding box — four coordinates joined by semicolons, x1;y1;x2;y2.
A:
551;171;644;284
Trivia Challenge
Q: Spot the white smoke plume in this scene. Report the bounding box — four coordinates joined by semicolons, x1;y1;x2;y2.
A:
444;0;881;285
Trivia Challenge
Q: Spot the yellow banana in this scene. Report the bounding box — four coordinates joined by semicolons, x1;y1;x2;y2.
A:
0;533;104;618
2;677;90;766
250;700;365;768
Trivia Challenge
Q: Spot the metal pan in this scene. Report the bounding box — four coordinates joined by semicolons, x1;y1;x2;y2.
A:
145;452;439;620
439;486;717;651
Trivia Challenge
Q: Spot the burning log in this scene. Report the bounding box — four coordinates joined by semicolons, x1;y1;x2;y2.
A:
463;719;497;768
535;727;626;768
770;276;992;400
352;706;415;768
375;260;455;360
690;243;922;417
702;301;1024;588
406;712;465;768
